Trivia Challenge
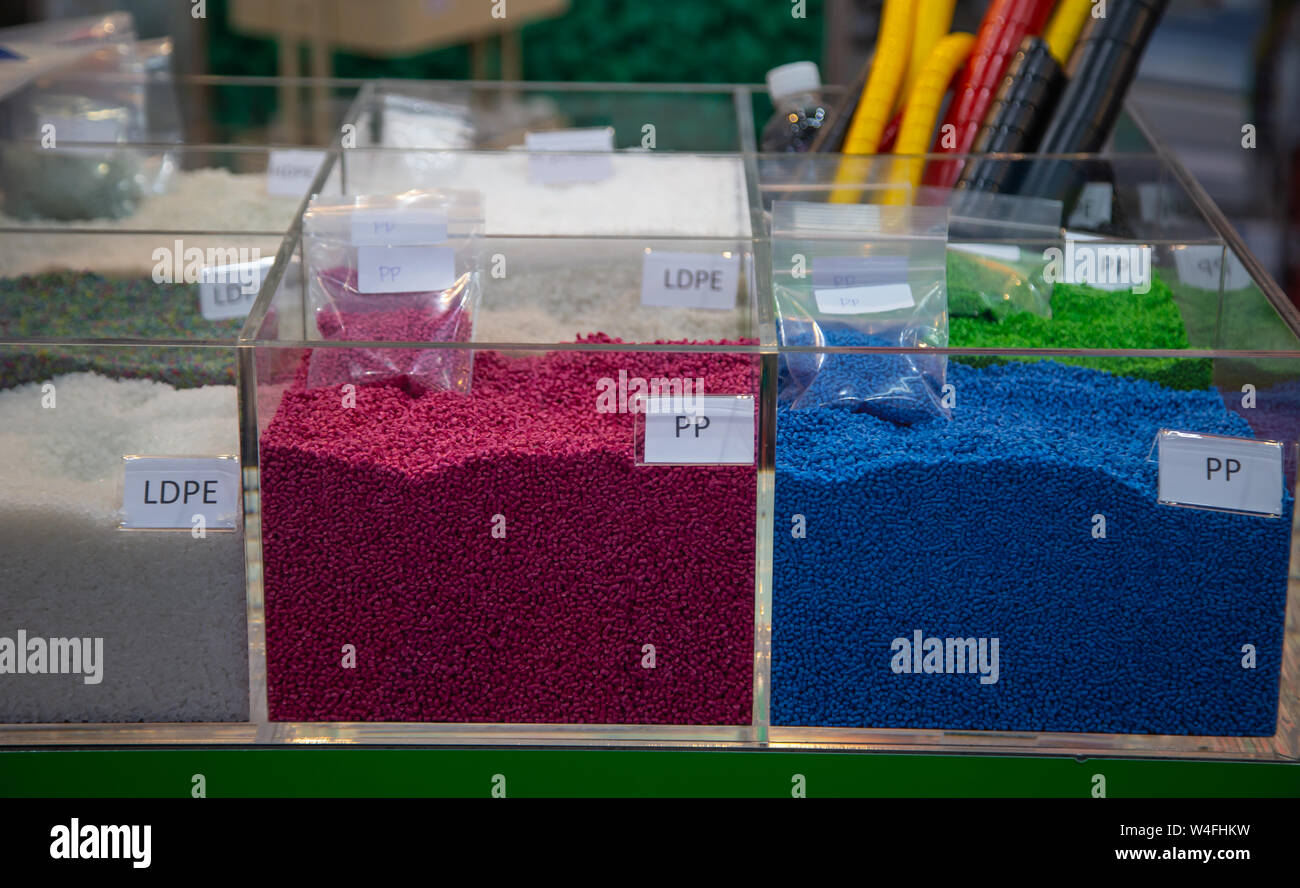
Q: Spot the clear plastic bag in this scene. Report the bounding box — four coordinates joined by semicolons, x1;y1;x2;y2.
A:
0;14;182;220
302;190;484;395
773;201;950;425
933;187;1062;321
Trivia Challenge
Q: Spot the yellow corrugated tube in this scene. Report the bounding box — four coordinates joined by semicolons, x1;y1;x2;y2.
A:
895;0;958;114
883;31;977;205
830;0;917;203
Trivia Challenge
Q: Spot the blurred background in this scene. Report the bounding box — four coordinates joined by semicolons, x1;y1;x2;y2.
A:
1;0;1296;292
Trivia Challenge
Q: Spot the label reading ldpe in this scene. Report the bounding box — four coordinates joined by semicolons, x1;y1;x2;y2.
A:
121;456;240;530
356;245;456;294
525;127;614;184
266;149;326;196
813;256;914;314
1156;430;1283;517
640;251;740;311
642;395;755;465
197;256;273;321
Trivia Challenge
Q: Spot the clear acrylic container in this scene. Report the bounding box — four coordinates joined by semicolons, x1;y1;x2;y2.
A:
0;144;315;729
0;233;271;725
246;232;763;741
759;154;1300;761
0;80;769;744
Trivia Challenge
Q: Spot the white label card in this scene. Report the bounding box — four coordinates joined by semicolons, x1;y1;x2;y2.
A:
815;284;914;314
525;127;614;185
356;245;456;294
1059;233;1153;293
349;209;448;246
121;456;241;530
641;395;755;465
266;149;326;196
1174;246;1252;292
813;256;914;314
1136;182;1163;223
1157;430;1283;517
198;256;273;321
641;251;740;311
1068;182;1113;229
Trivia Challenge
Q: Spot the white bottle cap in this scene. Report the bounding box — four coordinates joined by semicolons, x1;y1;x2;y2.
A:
766;61;821;103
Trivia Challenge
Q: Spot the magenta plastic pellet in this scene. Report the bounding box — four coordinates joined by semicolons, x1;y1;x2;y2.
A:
309;266;475;394
260;335;757;725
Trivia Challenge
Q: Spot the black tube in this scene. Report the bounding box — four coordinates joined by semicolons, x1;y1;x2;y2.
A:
1016;0;1171;208
954;35;1065;195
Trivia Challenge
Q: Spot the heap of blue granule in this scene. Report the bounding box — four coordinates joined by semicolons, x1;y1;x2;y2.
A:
772;359;1291;735
779;323;948;426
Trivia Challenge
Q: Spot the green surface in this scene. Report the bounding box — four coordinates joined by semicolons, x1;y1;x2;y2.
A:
0;749;1295;797
949;256;1214;391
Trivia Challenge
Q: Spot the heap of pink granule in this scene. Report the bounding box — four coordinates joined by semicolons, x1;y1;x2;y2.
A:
260;335;758;724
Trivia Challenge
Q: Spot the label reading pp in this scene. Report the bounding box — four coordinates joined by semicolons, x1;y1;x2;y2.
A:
121;456;240;530
813;255;913;315
1156;430;1284;517
525;127;614;185
349;209;448;246
356;245;456;294
266;149;326;196
640;251;740;311
641;395;754;465
1174;246;1252;292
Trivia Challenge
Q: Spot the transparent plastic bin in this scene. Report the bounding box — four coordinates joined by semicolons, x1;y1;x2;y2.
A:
0;139;326;732
0;228;286;725
759;155;1300;761
245;232;762;739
